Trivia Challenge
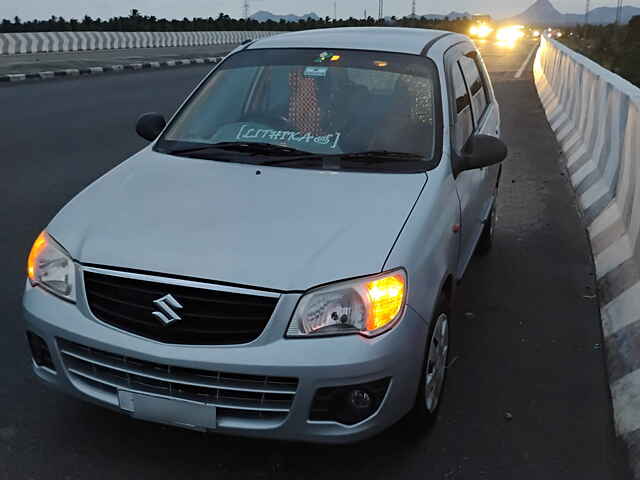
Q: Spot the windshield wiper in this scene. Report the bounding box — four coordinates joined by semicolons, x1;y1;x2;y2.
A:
260;150;425;167
336;150;425;161
167;142;312;157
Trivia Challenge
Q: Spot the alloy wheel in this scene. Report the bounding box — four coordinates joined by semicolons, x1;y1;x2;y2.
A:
424;313;449;413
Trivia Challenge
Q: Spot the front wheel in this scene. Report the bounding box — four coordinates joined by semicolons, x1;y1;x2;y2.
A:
412;306;450;421
476;199;497;256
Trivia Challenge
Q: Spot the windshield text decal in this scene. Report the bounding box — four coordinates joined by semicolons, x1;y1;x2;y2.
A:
236;124;341;149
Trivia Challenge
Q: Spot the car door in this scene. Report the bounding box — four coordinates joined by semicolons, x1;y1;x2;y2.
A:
446;44;500;278
458;52;500;228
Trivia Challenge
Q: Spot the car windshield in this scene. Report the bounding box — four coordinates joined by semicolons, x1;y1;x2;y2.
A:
156;48;441;172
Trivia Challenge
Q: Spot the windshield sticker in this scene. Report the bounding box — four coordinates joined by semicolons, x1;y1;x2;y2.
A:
314;52;341;64
236;124;341;149
314;51;332;63
304;66;328;78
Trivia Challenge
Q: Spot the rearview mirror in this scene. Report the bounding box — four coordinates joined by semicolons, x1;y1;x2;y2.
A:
457;134;507;174
136;113;166;142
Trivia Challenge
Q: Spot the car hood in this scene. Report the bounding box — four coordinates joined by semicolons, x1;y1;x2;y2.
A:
48;149;427;291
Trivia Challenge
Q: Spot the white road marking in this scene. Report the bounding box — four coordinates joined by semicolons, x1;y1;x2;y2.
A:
515;45;537;79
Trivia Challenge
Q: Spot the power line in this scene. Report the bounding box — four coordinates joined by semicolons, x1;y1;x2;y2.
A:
411;0;417;17
585;0;590;24
379;0;384;19
334;1;337;21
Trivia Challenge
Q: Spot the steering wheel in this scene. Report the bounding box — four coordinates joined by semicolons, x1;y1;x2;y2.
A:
238;114;291;131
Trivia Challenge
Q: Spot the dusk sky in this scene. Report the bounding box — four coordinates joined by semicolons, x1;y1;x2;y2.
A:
0;0;631;22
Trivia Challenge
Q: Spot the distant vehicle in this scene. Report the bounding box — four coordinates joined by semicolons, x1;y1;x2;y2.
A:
469;14;494;39
537;27;563;39
471;14;492;23
496;24;526;43
24;27;506;443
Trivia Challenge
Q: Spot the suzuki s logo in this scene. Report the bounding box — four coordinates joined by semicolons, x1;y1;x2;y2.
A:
152;294;183;326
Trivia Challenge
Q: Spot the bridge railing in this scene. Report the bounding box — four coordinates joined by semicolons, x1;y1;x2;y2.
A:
535;36;640;475
0;31;279;55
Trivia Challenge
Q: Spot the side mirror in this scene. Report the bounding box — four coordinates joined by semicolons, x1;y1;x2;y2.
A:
457;134;507;174
136;113;166;142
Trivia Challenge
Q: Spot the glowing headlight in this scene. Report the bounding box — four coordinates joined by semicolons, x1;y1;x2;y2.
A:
470;24;493;38
497;26;524;42
27;231;76;302
287;270;407;338
477;24;493;38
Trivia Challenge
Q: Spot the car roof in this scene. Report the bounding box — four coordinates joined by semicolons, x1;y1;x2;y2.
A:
247;27;468;56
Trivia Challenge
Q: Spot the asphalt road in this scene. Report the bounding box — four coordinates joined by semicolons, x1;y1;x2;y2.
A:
0;39;630;479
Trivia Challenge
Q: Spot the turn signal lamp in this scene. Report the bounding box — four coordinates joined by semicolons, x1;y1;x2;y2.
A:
27;232;47;282
366;274;405;331
27;231;76;302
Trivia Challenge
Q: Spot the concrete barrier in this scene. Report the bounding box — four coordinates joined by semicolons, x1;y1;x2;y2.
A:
0;30;277;55
534;36;640;476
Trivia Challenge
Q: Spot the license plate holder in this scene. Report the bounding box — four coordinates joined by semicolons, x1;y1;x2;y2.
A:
118;390;216;432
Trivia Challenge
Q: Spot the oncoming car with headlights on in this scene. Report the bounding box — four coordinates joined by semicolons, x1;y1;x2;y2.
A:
23;28;506;443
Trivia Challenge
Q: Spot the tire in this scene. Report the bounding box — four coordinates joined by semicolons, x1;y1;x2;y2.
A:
476;198;497;256
410;298;451;423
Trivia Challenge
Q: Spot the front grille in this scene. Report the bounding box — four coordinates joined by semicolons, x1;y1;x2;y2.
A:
83;270;278;345
59;339;298;426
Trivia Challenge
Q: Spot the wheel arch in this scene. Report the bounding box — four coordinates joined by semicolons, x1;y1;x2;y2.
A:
439;274;455;313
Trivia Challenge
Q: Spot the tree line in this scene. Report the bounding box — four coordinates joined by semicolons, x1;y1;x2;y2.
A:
0;9;473;33
561;16;640;86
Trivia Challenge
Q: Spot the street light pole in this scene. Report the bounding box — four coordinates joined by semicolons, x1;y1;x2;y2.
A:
615;0;624;24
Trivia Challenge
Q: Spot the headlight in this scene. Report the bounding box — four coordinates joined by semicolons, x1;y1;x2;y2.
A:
476;24;493;38
287;269;407;338
27;231;76;302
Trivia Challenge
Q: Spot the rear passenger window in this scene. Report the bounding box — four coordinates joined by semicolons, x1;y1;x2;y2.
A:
452;64;473;154
459;56;489;123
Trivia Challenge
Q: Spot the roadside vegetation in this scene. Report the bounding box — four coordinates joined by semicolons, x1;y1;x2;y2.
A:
0;9;473;34
560;16;640;87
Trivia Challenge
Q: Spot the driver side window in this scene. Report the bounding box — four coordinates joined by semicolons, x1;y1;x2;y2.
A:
451;61;474;155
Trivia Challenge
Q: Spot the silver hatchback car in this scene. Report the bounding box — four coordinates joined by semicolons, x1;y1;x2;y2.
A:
23;28;506;443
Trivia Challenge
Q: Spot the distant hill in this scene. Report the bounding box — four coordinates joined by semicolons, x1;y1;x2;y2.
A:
509;0;563;24
506;0;640;25
584;5;640;23
249;11;321;22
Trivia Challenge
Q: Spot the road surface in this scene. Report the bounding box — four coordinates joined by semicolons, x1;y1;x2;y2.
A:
0;38;630;479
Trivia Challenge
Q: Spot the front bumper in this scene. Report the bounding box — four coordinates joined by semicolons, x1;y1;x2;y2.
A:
23;279;428;444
